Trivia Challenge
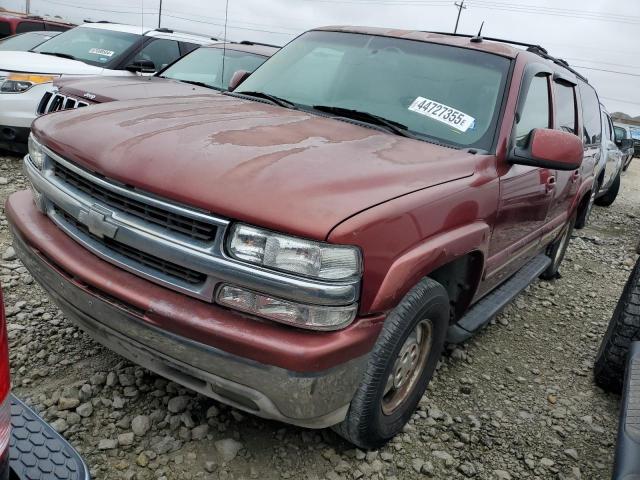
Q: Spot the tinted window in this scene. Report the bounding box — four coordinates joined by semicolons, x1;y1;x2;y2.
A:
160;47;267;90
236;31;511;150
0;21;11;38
16;21;44;34
33;27;141;67
578;82;601;145
554;82;577;134
515;74;550;148
133;39;181;71
0;32;54;51
602;112;612;141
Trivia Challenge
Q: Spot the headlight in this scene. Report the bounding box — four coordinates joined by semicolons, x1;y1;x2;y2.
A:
1;73;58;93
28;134;45;170
217;285;357;330
228;224;361;280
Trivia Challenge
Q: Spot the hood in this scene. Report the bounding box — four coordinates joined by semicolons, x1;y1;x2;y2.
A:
33;95;478;240
54;75;216;103
0;51;104;75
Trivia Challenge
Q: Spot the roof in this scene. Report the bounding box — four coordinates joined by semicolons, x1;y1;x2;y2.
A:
0;11;73;26
79;23;214;44
313;26;521;58
207;42;279;57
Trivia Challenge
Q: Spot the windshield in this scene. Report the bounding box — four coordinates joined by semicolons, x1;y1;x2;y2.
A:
160;47;267;90
236;31;510;149
32;26;140;67
0;32;55;51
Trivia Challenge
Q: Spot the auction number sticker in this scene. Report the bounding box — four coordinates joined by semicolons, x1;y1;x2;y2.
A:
408;97;475;133
88;48;115;57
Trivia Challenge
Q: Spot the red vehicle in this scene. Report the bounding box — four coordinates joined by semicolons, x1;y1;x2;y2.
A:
0;286;89;479
0;12;73;39
8;27;598;449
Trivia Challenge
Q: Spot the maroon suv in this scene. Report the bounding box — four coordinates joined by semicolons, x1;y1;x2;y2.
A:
0;12;72;38
8;27;598;448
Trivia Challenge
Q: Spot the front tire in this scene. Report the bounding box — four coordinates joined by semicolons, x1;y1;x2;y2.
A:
594;257;640;393
334;278;449;449
595;171;621;207
540;213;576;280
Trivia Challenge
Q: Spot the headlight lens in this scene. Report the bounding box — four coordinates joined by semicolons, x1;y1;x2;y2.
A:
228;224;361;280
1;73;58;93
217;285;357;330
28;134;45;170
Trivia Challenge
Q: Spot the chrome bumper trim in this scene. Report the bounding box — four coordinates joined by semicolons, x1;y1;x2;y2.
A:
13;229;366;428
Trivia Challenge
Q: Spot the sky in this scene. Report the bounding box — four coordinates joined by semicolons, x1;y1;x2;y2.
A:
2;0;639;116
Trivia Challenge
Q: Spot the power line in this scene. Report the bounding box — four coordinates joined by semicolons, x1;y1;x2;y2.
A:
600;96;640;107
453;0;466;34
572;65;640;78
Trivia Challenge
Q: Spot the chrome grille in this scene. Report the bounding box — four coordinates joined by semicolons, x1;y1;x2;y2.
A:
54;207;206;285
37;92;89;115
53;161;218;242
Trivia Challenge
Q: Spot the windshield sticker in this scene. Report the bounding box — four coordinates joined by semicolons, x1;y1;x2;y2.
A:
408;97;475;133
88;48;114;57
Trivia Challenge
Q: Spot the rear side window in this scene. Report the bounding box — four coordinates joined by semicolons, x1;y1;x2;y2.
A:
133;39;181;71
515;74;550;148
554;82;577;134
0;21;11;38
614;126;627;142
16;21;44;34
578;82;602;145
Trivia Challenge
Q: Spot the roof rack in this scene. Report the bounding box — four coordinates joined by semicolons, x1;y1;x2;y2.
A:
154;27;218;40
423;31;588;83
83;19;113;23
239;40;281;49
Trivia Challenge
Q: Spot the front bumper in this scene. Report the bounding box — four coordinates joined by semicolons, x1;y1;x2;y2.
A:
8;191;378;428
9;394;90;480
0;83;51;152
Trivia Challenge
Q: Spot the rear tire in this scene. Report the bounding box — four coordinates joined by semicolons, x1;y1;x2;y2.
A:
333;278;449;449
594;257;640;393
540;214;576;280
595;171;621;207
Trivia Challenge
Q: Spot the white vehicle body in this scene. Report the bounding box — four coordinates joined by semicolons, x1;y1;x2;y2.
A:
597;107;623;198
0;23;213;151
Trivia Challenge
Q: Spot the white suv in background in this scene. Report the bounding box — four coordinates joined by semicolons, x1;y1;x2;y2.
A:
0;22;214;152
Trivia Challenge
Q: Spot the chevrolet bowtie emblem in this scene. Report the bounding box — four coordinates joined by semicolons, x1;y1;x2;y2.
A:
78;206;118;239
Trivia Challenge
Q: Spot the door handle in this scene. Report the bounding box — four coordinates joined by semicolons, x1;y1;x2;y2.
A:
546;176;556;193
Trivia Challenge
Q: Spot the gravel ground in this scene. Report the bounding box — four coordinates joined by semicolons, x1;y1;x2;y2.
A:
0;150;638;480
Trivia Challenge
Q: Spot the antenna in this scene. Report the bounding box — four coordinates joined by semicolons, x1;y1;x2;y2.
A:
470;21;484;43
158;0;162;29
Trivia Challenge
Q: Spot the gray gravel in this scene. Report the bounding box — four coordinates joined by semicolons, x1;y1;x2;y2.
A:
1;150;638;479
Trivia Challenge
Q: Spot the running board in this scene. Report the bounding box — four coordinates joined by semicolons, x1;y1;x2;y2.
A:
613;342;640;480
447;254;551;344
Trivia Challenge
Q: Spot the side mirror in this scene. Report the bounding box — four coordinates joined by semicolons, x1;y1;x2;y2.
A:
126;60;156;74
509;128;583;171
621;138;635;150
228;70;251;91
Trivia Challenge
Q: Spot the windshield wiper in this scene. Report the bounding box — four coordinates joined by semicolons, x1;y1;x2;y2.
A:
176;79;221;91
311;105;418;139
38;51;76;60
228;90;296;109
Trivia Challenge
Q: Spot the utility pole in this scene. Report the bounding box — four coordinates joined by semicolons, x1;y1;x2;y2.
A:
453;0;466;34
25;0;30;14
158;0;162;28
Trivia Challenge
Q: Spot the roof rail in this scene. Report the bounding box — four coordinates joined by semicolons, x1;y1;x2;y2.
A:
154;27;217;40
423;30;588;83
83;19;113;23
239;40;281;49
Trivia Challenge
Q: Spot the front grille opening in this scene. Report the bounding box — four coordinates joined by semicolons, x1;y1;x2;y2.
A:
53;162;217;242
55;207;207;286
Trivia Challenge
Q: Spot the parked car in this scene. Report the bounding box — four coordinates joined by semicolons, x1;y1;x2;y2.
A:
594;108;624;207
9;27;598;449
614;123;636;171
594;245;640;479
0;22;214;153
0;31;60;51
0;286;90;479
0;12;72;39
36;41;278;115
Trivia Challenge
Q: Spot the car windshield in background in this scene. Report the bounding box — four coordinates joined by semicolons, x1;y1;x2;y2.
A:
32;27;140;67
0;32;58;51
235;30;510;150
160;47;267;90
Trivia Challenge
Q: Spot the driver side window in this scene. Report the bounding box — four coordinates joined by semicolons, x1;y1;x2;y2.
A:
133;39;180;72
515;74;551;148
